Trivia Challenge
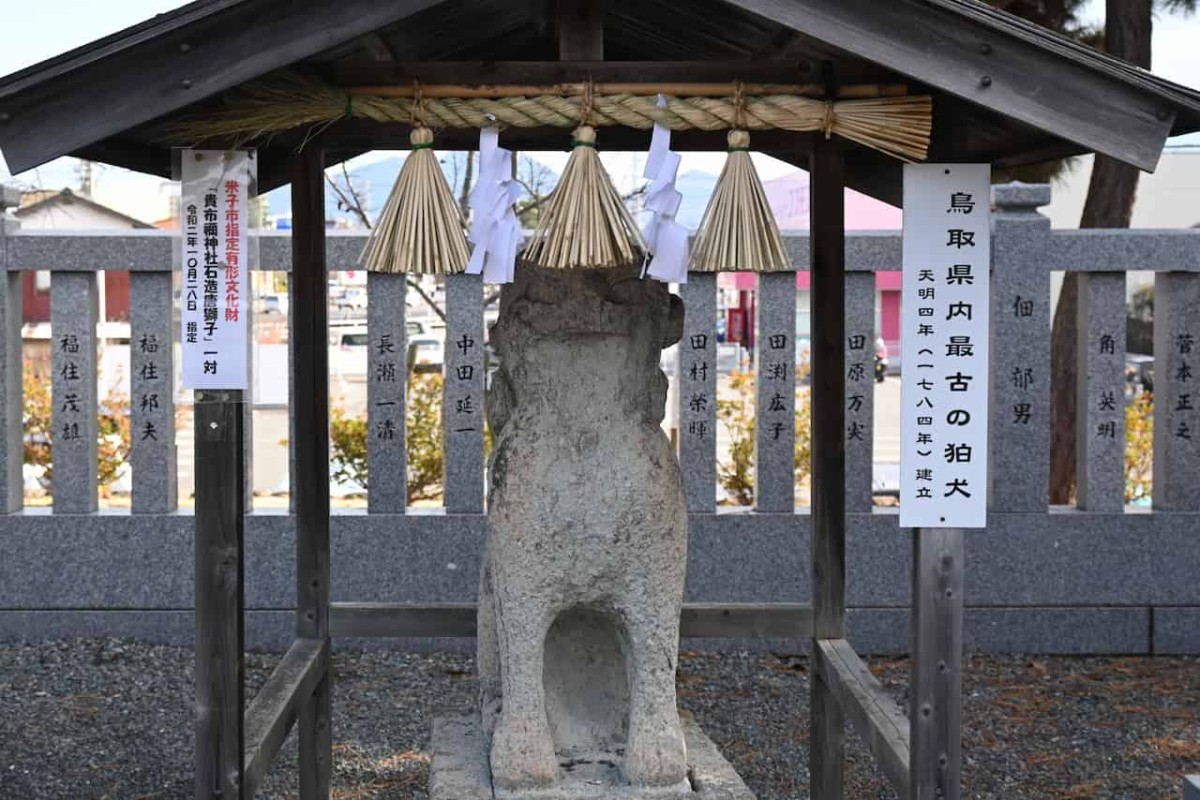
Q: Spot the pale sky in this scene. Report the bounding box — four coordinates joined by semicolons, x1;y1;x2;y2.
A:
1;0;1198;222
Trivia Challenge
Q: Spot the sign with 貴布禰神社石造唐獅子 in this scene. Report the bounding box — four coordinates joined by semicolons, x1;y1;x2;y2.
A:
179;149;254;390
900;164;990;529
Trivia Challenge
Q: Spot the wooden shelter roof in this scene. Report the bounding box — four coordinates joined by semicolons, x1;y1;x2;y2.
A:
2;0;1199;204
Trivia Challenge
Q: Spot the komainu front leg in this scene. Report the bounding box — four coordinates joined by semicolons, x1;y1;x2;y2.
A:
621;606;687;787
490;597;558;790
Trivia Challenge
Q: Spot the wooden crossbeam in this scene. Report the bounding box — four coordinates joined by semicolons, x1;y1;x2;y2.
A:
346;81;907;99
242;638;329;799
814;638;911;799
328;602;814;639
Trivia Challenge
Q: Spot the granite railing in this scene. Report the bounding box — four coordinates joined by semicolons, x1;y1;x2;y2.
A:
1;183;1198;654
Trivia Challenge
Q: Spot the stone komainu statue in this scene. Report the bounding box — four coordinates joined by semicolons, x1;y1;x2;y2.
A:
479;264;688;793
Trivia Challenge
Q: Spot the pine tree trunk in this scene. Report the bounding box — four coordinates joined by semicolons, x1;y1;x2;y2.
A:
1048;0;1151;504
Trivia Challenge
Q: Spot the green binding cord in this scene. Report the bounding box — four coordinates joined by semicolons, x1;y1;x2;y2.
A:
411;142;434;151
343;95;353;120
572;140;596;148
727;146;750;152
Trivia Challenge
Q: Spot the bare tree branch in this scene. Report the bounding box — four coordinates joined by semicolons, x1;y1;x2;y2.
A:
406;277;447;322
324;161;447;323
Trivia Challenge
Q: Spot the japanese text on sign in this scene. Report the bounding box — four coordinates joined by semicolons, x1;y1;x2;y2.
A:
900;164;990;528
180;150;252;389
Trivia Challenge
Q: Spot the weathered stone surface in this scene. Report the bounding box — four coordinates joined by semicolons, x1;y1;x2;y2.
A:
1;509;1198;655
50;271;99;513
480;265;690;792
754;272;796;513
428;714;754;800
367;271;407;513
445;274;486;513
0;269;22;514
989;183;1051;512
1075;272;1126;512
678;275;717;513
1153;608;1200;655
844;273;876;511
130;271;177;513
1153;272;1200;511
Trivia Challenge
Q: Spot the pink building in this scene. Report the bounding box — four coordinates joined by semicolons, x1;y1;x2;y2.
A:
719;171;903;352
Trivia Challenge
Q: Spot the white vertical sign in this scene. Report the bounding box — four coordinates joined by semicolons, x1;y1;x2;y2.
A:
901;164;990;528
180;149;252;390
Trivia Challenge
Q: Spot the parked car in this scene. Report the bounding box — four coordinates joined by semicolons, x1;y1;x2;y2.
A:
335;288;368;312
329;324;370;378
409;335;444;374
258;293;288;315
328;324;447;378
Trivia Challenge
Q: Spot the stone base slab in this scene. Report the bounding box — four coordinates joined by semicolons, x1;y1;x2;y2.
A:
429;714;755;800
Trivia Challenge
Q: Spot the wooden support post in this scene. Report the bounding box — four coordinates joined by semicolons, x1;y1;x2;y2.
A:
292;147;332;799
194;389;245;800
809;133;847;800
910;528;964;800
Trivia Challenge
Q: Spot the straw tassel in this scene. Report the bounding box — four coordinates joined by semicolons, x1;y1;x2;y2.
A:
360;126;470;275
521;126;647;270
690;130;790;273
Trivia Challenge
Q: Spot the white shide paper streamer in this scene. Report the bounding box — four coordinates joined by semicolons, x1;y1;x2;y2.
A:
466;127;523;284
642;95;689;285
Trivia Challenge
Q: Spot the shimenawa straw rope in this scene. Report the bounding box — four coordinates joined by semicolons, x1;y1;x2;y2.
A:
520;85;648;271
161;73;932;162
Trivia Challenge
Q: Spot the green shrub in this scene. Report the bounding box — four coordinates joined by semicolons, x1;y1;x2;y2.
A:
327;372;449;503
716;365;813;506
22;358;131;496
1125;392;1153;504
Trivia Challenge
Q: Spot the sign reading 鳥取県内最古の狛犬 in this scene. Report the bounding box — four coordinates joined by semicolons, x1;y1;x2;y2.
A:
180;149;253;390
900;164;990;529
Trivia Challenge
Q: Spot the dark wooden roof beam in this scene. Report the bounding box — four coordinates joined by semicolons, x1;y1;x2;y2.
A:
722;0;1177;171
0;0;459;174
330;60;817;87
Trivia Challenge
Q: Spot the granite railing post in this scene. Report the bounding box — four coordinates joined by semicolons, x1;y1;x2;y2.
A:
1152;271;1200;511
989;183;1052;512
367;271;407;514
0;188;22;514
755;271;797;513
1075;272;1127;512
130;271;178;513
844;272;876;511
678;275;718;512
443;274;485;513
50;271;99;513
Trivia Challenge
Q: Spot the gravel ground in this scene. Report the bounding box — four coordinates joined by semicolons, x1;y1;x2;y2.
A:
1;639;1197;799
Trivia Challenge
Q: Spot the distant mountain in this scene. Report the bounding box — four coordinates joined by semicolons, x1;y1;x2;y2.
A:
263;152;478;227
